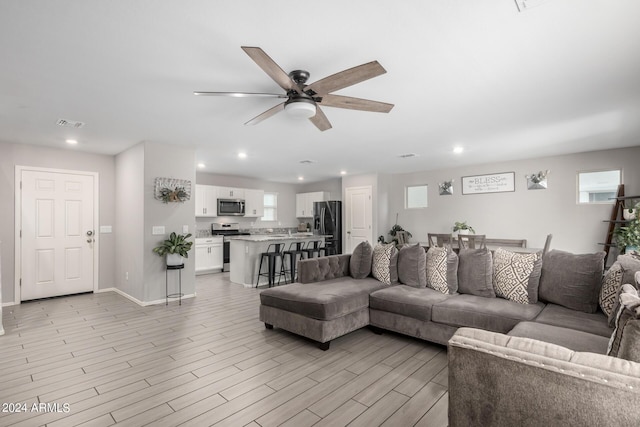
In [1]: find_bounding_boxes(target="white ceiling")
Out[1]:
[2,0,639,183]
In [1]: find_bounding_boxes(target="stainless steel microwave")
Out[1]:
[217,198,245,216]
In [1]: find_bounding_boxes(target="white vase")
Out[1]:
[623,209,637,221]
[166,253,184,266]
[458,229,470,235]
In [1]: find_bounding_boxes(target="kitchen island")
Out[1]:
[229,234,325,287]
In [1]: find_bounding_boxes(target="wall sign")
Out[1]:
[462,172,515,195]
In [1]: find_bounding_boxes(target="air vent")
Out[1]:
[398,153,418,159]
[299,160,315,164]
[56,119,85,128]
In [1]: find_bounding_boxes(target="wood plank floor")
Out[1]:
[0,273,448,426]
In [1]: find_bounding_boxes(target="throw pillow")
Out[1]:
[492,248,542,304]
[600,262,625,317]
[397,244,427,288]
[426,246,459,294]
[607,284,640,363]
[538,250,605,313]
[457,248,494,298]
[617,254,640,289]
[349,241,373,279]
[372,243,399,285]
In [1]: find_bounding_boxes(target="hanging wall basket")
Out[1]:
[154,177,191,203]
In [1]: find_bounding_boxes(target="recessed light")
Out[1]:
[65,139,78,145]
[197,163,205,168]
[298,176,304,181]
[238,152,247,159]
[340,170,347,175]
[453,146,464,154]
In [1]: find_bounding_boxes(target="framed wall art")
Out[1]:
[461,172,515,195]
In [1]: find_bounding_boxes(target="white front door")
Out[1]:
[20,169,96,301]
[345,186,373,253]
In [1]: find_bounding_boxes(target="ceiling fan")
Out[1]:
[194,46,394,131]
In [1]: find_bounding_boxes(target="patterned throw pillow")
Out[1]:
[600,262,625,317]
[426,246,458,294]
[372,243,398,285]
[607,284,640,362]
[493,248,542,304]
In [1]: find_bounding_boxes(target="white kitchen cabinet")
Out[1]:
[217,187,244,199]
[195,185,218,217]
[195,237,223,274]
[296,191,330,218]
[244,189,264,218]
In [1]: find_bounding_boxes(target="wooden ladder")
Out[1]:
[603,184,625,266]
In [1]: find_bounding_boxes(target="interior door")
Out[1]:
[20,170,95,301]
[345,186,373,253]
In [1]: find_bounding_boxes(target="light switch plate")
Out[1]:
[99,225,112,233]
[152,226,165,235]
[182,225,189,234]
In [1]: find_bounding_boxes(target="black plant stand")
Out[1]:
[166,264,184,305]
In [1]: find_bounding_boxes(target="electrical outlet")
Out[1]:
[182,225,189,234]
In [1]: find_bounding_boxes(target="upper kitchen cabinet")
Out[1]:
[244,189,265,218]
[195,184,218,217]
[296,191,330,218]
[217,187,245,199]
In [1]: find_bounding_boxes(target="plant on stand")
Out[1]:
[453,221,475,235]
[615,218,640,254]
[153,232,193,266]
[379,213,412,246]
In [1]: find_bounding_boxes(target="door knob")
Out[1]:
[86,230,93,236]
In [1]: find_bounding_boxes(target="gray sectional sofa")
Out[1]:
[259,245,640,424]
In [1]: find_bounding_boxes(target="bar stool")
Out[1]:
[303,240,323,259]
[256,243,286,288]
[283,241,307,283]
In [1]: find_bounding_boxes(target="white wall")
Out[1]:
[115,143,145,301]
[387,146,640,253]
[0,142,116,304]
[143,142,196,302]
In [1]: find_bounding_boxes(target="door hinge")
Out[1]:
[20,181,22,190]
[20,278,22,287]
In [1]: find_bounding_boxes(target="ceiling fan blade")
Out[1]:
[305,61,387,96]
[241,46,300,93]
[244,102,285,126]
[194,91,286,98]
[309,106,332,131]
[319,94,394,113]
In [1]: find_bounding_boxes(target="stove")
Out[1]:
[211,223,250,269]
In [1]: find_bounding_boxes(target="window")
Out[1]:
[577,170,621,204]
[262,192,278,221]
[406,184,428,209]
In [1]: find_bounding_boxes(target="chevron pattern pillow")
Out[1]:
[493,248,542,304]
[372,243,398,285]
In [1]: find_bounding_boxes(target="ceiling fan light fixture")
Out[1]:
[284,98,316,119]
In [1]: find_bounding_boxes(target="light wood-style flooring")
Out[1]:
[0,273,448,426]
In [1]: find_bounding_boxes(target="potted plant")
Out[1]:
[615,219,640,253]
[453,221,475,235]
[153,232,193,266]
[622,202,640,221]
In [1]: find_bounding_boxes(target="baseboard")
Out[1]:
[96,288,196,306]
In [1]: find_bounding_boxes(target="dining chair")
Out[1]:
[484,238,527,248]
[458,234,487,249]
[428,233,454,248]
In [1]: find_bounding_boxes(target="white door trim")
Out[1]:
[14,165,100,304]
[344,185,373,253]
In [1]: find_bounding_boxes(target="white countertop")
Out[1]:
[228,233,328,243]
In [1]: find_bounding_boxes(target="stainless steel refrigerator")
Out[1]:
[313,201,342,255]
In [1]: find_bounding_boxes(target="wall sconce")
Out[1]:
[525,170,550,190]
[439,179,454,195]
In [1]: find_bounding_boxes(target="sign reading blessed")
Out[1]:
[462,172,515,195]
